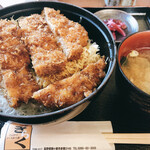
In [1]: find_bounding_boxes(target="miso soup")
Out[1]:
[121,48,150,95]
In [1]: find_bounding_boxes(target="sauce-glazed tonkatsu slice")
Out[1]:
[0,19,39,107]
[32,57,106,109]
[42,7,89,60]
[19,14,67,77]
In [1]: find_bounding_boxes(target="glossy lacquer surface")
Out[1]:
[0,1,116,124]
[116,31,150,114]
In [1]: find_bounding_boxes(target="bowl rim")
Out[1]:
[0,1,117,122]
[95,8,132,15]
[117,30,150,98]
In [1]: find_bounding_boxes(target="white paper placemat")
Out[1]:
[0,121,115,150]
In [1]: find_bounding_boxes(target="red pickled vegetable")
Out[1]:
[121,23,127,30]
[112,31,116,40]
[103,18,127,40]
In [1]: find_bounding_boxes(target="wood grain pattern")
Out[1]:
[59,0,150,7]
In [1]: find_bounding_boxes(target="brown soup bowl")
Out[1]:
[116,31,150,114]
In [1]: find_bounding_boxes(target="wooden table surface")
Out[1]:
[59,0,150,7]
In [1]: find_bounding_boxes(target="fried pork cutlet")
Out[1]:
[19,14,67,77]
[32,57,106,109]
[42,7,89,60]
[0,19,39,107]
[0,20,30,70]
[2,67,39,107]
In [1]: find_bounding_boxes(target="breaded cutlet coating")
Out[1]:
[32,57,106,109]
[2,67,39,107]
[19,14,67,77]
[0,19,30,70]
[0,19,39,107]
[43,7,89,60]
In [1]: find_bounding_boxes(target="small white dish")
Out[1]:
[94,9,139,43]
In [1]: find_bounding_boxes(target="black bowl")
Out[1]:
[116,31,150,114]
[0,1,116,124]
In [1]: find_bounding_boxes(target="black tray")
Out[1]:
[72,7,150,150]
[0,7,150,150]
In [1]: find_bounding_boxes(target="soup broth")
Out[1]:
[121,48,150,95]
